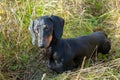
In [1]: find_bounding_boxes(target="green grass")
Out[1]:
[0,0,120,80]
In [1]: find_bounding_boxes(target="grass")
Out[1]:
[0,0,120,80]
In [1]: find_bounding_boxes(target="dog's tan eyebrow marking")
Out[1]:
[43,24,47,28]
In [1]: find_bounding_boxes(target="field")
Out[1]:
[0,0,120,80]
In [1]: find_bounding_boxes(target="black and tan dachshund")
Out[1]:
[28,15,111,73]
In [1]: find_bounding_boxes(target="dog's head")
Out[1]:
[28,15,64,48]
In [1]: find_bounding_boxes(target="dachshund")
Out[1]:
[28,15,111,73]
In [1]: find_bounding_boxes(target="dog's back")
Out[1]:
[64,31,111,58]
[63,31,111,67]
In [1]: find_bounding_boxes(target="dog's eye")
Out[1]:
[45,27,48,31]
[43,26,48,31]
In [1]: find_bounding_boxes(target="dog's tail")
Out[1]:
[100,39,111,54]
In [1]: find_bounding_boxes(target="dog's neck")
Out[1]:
[43,47,52,59]
[50,38,58,47]
[44,31,62,59]
[43,38,59,59]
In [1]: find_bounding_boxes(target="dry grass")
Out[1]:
[0,0,120,80]
[67,58,120,80]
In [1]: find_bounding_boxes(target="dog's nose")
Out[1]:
[38,44,45,48]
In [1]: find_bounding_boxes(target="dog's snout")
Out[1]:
[38,39,45,48]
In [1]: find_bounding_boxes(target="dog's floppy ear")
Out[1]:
[28,20,36,45]
[50,15,64,40]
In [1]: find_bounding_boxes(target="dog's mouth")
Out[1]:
[38,43,50,49]
[38,39,50,48]
[38,35,53,48]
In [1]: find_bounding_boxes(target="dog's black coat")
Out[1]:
[47,32,111,73]
[29,15,111,73]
